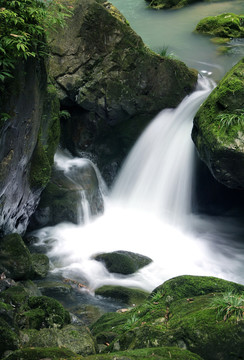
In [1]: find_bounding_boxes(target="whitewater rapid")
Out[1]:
[33,76,244,293]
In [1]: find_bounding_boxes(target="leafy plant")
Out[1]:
[211,291,244,321]
[157,45,176,59]
[217,109,244,130]
[0,0,73,82]
[151,290,163,302]
[123,313,139,331]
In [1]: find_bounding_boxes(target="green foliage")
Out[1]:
[211,291,244,321]
[0,0,72,82]
[158,45,176,59]
[123,313,139,331]
[217,109,244,130]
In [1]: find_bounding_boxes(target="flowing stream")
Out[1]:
[32,0,244,300]
[34,76,244,294]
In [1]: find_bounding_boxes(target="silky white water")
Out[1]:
[34,76,244,293]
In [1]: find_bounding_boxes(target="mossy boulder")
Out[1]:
[2,347,83,360]
[31,253,49,279]
[192,58,244,189]
[95,285,149,306]
[91,275,244,360]
[0,318,19,358]
[84,346,203,359]
[19,325,96,356]
[18,295,71,330]
[49,0,197,183]
[146,0,200,10]
[0,233,33,280]
[94,251,152,275]
[195,13,244,39]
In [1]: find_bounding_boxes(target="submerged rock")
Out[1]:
[94,250,152,275]
[91,275,244,360]
[49,0,197,183]
[192,58,244,189]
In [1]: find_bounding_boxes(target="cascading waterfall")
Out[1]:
[112,76,215,226]
[34,76,244,294]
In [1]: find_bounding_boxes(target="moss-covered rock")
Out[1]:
[192,58,244,189]
[49,0,197,183]
[19,325,96,356]
[31,253,49,279]
[94,251,152,275]
[0,233,33,280]
[95,286,149,306]
[151,274,244,304]
[20,295,71,329]
[29,159,104,229]
[146,0,200,10]
[90,275,244,360]
[195,13,244,39]
[0,318,19,358]
[84,346,203,359]
[2,347,83,360]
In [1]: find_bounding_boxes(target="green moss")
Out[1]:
[31,253,49,279]
[0,285,30,307]
[91,276,244,359]
[41,84,61,165]
[195,13,244,38]
[94,251,152,275]
[0,233,33,280]
[2,347,83,360]
[192,58,244,189]
[95,286,149,306]
[151,275,244,305]
[29,137,51,190]
[0,322,18,357]
[84,346,203,359]
[24,296,70,329]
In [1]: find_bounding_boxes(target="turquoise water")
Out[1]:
[110,0,244,80]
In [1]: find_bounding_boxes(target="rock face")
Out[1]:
[49,0,197,182]
[195,13,244,38]
[192,58,244,189]
[29,156,104,229]
[146,0,200,10]
[0,58,60,235]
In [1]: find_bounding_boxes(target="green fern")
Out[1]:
[217,109,244,130]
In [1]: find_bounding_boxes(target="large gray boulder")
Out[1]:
[49,0,197,183]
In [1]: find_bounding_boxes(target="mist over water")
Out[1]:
[34,76,244,293]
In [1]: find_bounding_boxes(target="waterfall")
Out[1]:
[33,76,244,293]
[112,76,215,226]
